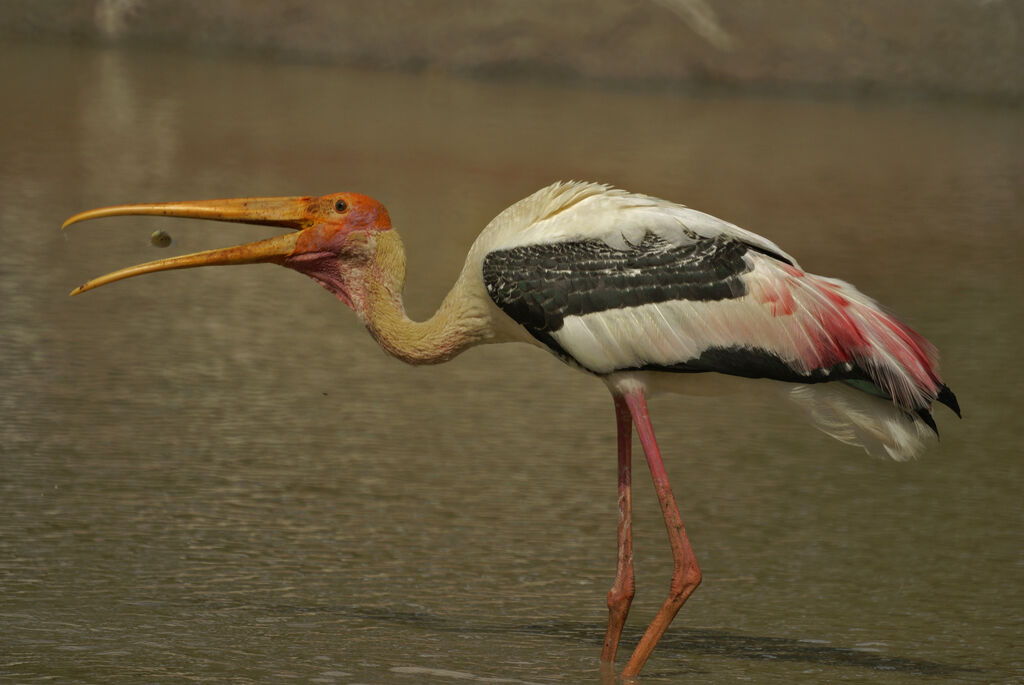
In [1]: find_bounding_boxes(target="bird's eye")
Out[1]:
[334,199,348,213]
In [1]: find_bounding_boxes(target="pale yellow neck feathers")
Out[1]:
[362,230,485,365]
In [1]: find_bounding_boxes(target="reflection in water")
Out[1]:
[1,38,1021,684]
[78,49,181,200]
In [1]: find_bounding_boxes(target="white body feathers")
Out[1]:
[451,182,953,460]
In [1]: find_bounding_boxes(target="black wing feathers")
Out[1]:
[482,234,755,336]
[483,233,874,387]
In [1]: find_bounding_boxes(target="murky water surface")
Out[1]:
[1,39,1021,683]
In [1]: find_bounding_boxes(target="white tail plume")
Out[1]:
[788,383,935,461]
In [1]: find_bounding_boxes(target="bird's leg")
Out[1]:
[621,388,701,677]
[601,392,636,663]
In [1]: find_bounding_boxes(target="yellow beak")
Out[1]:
[63,196,321,295]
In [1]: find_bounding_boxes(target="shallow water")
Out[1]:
[1,38,1021,683]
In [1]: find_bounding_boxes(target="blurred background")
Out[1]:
[1,2,1021,684]
[4,0,1022,100]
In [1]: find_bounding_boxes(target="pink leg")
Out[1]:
[620,387,702,677]
[601,392,636,663]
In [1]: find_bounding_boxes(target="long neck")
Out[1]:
[359,231,491,365]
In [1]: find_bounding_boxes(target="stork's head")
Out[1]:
[63,193,398,310]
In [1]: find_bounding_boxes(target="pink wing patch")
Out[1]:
[748,257,942,410]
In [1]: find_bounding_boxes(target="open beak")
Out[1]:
[63,196,321,295]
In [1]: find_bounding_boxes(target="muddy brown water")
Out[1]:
[1,38,1021,683]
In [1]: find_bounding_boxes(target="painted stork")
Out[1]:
[64,182,959,677]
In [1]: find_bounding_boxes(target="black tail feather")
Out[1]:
[937,384,961,418]
[915,408,940,437]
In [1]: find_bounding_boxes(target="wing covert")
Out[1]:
[482,233,757,366]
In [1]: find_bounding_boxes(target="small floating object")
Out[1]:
[150,230,173,248]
